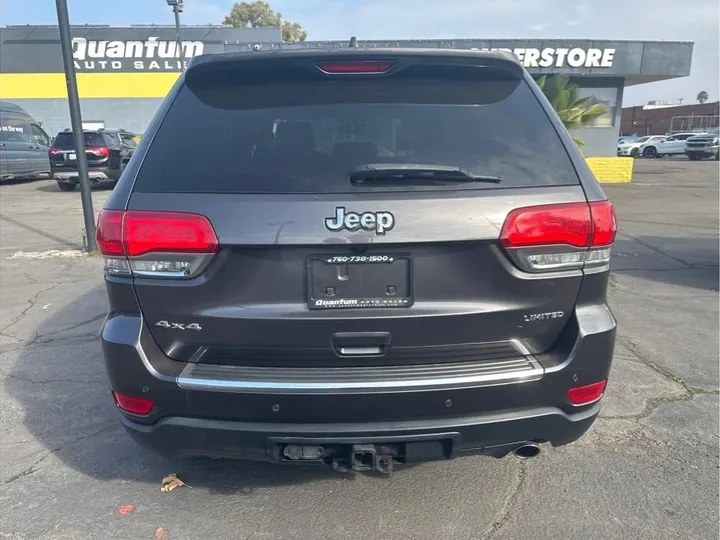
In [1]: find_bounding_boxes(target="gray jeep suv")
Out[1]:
[97,48,617,473]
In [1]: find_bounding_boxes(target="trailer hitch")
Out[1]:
[332,444,395,474]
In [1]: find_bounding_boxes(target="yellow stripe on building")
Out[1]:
[0,73,180,99]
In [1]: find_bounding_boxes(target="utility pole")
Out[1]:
[55,0,96,252]
[167,0,185,70]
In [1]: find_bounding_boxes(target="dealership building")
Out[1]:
[0,25,694,157]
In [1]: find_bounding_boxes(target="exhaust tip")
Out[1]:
[513,443,541,459]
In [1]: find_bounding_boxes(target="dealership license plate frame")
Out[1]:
[306,253,413,310]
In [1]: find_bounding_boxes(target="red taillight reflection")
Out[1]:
[96,210,125,256]
[500,203,592,248]
[500,201,617,249]
[96,210,218,257]
[113,392,154,415]
[589,201,617,246]
[317,61,394,73]
[567,380,607,405]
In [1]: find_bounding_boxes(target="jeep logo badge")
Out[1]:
[324,207,395,235]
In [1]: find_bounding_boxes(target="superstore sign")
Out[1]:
[70,37,616,71]
[480,47,616,68]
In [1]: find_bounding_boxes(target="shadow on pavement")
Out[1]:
[612,235,719,291]
[6,285,350,493]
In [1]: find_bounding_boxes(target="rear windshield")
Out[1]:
[135,65,579,194]
[52,132,105,148]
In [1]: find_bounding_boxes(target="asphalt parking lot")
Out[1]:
[0,158,718,540]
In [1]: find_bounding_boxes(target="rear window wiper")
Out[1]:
[349,164,502,185]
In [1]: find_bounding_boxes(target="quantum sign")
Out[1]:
[72,37,205,71]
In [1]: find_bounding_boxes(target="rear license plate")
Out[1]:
[307,254,412,309]
[67,152,76,160]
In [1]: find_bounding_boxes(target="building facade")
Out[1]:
[621,101,719,136]
[0,26,694,156]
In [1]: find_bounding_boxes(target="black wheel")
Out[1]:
[630,148,640,157]
[688,154,702,161]
[643,146,657,158]
[57,182,76,192]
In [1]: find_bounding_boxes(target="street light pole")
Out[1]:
[167,0,185,71]
[54,0,96,252]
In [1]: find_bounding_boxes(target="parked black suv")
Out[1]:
[50,128,136,191]
[97,49,617,472]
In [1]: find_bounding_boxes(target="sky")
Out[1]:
[1,0,718,106]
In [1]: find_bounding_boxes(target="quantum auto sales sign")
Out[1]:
[480,47,616,68]
[72,37,204,71]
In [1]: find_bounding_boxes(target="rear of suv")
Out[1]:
[50,128,136,191]
[97,49,617,472]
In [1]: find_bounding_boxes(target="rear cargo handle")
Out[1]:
[332,332,391,357]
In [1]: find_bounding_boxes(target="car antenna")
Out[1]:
[349,36,358,48]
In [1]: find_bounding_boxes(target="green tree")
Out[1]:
[536,74,608,149]
[697,90,709,104]
[223,1,307,42]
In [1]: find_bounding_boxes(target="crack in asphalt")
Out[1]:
[619,234,696,269]
[2,450,58,485]
[0,282,62,336]
[602,336,720,423]
[2,422,118,486]
[0,332,99,354]
[482,459,527,539]
[3,372,106,386]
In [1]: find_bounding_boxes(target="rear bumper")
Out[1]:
[121,403,600,461]
[685,146,719,157]
[101,291,616,463]
[53,167,119,183]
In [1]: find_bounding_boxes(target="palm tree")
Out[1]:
[536,74,608,149]
[697,90,709,104]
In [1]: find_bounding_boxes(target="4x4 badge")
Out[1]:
[324,207,395,235]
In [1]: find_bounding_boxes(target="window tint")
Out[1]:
[30,125,51,147]
[52,132,106,148]
[135,76,579,194]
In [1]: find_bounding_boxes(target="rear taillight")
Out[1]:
[87,146,110,157]
[316,61,394,74]
[500,201,617,272]
[113,392,154,415]
[49,147,63,156]
[567,380,607,405]
[96,210,218,278]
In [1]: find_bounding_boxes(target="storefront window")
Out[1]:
[576,87,618,127]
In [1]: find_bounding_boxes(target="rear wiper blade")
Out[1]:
[349,163,502,185]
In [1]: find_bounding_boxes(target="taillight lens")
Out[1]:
[501,203,591,248]
[48,147,63,156]
[499,201,617,272]
[316,61,394,73]
[87,146,110,157]
[113,392,154,415]
[567,380,607,405]
[96,210,218,278]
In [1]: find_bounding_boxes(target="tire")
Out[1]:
[57,182,77,192]
[643,146,657,158]
[630,148,640,158]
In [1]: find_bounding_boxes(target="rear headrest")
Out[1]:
[275,121,315,153]
[331,141,378,164]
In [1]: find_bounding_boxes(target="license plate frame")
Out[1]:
[306,253,413,310]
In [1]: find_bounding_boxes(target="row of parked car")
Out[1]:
[0,100,138,191]
[617,129,720,160]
